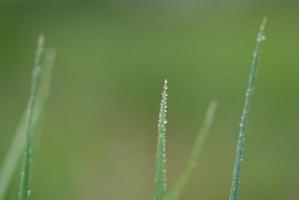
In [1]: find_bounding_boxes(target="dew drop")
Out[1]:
[257,34,266,42]
[27,190,31,197]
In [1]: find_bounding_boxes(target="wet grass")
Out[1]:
[0,18,266,200]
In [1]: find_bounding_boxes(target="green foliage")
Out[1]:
[166,101,218,200]
[0,36,55,200]
[17,35,44,200]
[154,79,168,200]
[0,40,55,200]
[229,18,267,200]
[154,78,218,200]
[0,17,266,200]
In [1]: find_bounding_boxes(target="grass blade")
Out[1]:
[0,36,56,200]
[0,114,27,200]
[16,35,54,200]
[0,46,55,200]
[229,17,267,200]
[166,101,218,200]
[154,79,168,200]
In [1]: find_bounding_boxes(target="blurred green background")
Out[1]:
[0,0,299,199]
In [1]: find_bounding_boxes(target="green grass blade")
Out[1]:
[166,101,218,200]
[16,35,53,200]
[0,36,55,200]
[0,46,55,200]
[154,79,168,200]
[229,18,267,200]
[0,115,27,200]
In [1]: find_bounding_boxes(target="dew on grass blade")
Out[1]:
[154,79,168,200]
[229,17,267,200]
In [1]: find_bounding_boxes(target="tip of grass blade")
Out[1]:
[204,101,218,126]
[262,17,267,27]
[38,34,45,44]
[154,79,168,200]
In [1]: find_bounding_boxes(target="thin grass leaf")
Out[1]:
[229,17,267,200]
[166,101,218,200]
[0,47,55,200]
[154,79,168,200]
[0,37,55,200]
[0,114,27,200]
[16,34,51,200]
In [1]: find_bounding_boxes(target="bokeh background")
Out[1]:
[0,0,299,199]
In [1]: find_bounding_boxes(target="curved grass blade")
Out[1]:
[229,17,267,200]
[166,101,218,200]
[154,79,168,200]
